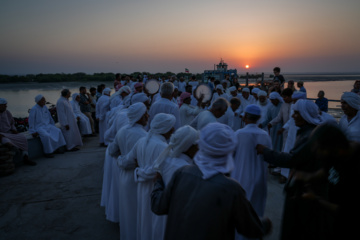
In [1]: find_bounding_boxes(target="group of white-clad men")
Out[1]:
[97,75,360,240]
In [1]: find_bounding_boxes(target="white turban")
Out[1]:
[216,85,224,91]
[110,85,131,100]
[131,93,149,105]
[341,92,360,110]
[35,94,44,103]
[245,104,261,116]
[71,93,80,101]
[0,98,7,104]
[228,86,237,92]
[293,99,322,125]
[149,113,176,135]
[269,91,284,102]
[153,125,198,170]
[194,122,237,179]
[292,91,306,100]
[102,88,111,95]
[242,87,250,93]
[127,102,147,127]
[258,90,267,97]
[251,88,260,94]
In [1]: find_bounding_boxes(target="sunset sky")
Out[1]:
[1,0,360,75]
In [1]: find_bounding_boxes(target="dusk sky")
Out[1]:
[1,0,360,75]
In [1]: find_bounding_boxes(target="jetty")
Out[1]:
[1,136,285,240]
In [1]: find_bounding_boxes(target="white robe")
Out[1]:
[179,104,203,126]
[211,92,228,104]
[177,81,186,92]
[339,110,360,143]
[228,107,244,131]
[110,95,124,109]
[28,104,66,154]
[190,110,217,130]
[125,134,168,240]
[239,94,256,109]
[96,95,110,144]
[70,100,92,135]
[108,123,147,240]
[56,96,83,150]
[104,108,128,144]
[257,100,270,130]
[148,98,181,130]
[232,124,272,219]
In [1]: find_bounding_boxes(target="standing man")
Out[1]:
[29,95,66,158]
[96,88,111,147]
[56,89,83,151]
[89,87,98,133]
[79,86,95,135]
[0,98,34,165]
[231,105,272,240]
[151,122,272,240]
[273,67,285,87]
[339,92,360,142]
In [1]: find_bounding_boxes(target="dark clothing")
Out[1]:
[263,124,328,240]
[315,97,328,112]
[79,93,91,113]
[151,165,269,240]
[273,74,285,85]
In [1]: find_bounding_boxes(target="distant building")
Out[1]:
[202,59,238,83]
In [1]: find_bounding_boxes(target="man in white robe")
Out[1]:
[107,102,148,240]
[96,87,111,146]
[28,95,66,158]
[256,90,270,130]
[179,92,203,126]
[231,105,272,240]
[70,93,92,136]
[211,85,228,104]
[148,82,181,129]
[0,98,35,165]
[339,92,360,142]
[190,97,228,130]
[239,88,256,109]
[109,85,131,109]
[153,125,198,185]
[124,113,176,240]
[56,89,83,151]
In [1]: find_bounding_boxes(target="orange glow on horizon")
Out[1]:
[245,65,250,69]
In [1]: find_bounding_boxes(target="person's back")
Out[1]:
[152,165,267,240]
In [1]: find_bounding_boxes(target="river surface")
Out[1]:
[0,79,356,117]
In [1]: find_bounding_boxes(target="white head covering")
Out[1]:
[110,85,131,100]
[293,99,322,125]
[0,98,7,104]
[194,122,237,179]
[102,88,111,95]
[216,85,224,91]
[228,86,237,92]
[341,92,360,110]
[292,91,307,100]
[269,91,284,102]
[153,125,198,170]
[149,113,176,135]
[257,90,267,97]
[35,94,44,103]
[251,88,260,94]
[71,93,80,101]
[131,93,149,105]
[127,102,147,127]
[245,104,261,116]
[242,87,250,93]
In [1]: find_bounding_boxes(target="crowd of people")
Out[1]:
[1,70,359,239]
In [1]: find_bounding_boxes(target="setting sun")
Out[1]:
[245,65,250,69]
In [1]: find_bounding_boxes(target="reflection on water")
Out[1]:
[0,80,355,117]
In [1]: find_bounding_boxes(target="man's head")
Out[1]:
[269,91,283,106]
[241,88,250,100]
[35,95,46,107]
[244,104,261,124]
[230,97,241,112]
[102,88,111,96]
[90,87,96,96]
[216,85,224,95]
[61,89,71,99]
[160,82,174,99]
[228,86,238,97]
[179,77,184,82]
[292,99,322,127]
[317,90,325,98]
[258,91,268,105]
[0,98,7,113]
[150,113,176,140]
[292,91,306,104]
[273,67,281,76]
[72,93,80,102]
[179,92,192,106]
[281,88,293,103]
[115,73,121,80]
[128,102,148,127]
[185,84,192,94]
[134,82,143,93]
[210,98,228,118]
[341,92,360,117]
[287,80,294,88]
[79,86,86,94]
[297,81,304,88]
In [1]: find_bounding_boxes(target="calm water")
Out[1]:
[0,79,357,117]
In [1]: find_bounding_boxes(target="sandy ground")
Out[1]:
[0,136,284,240]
